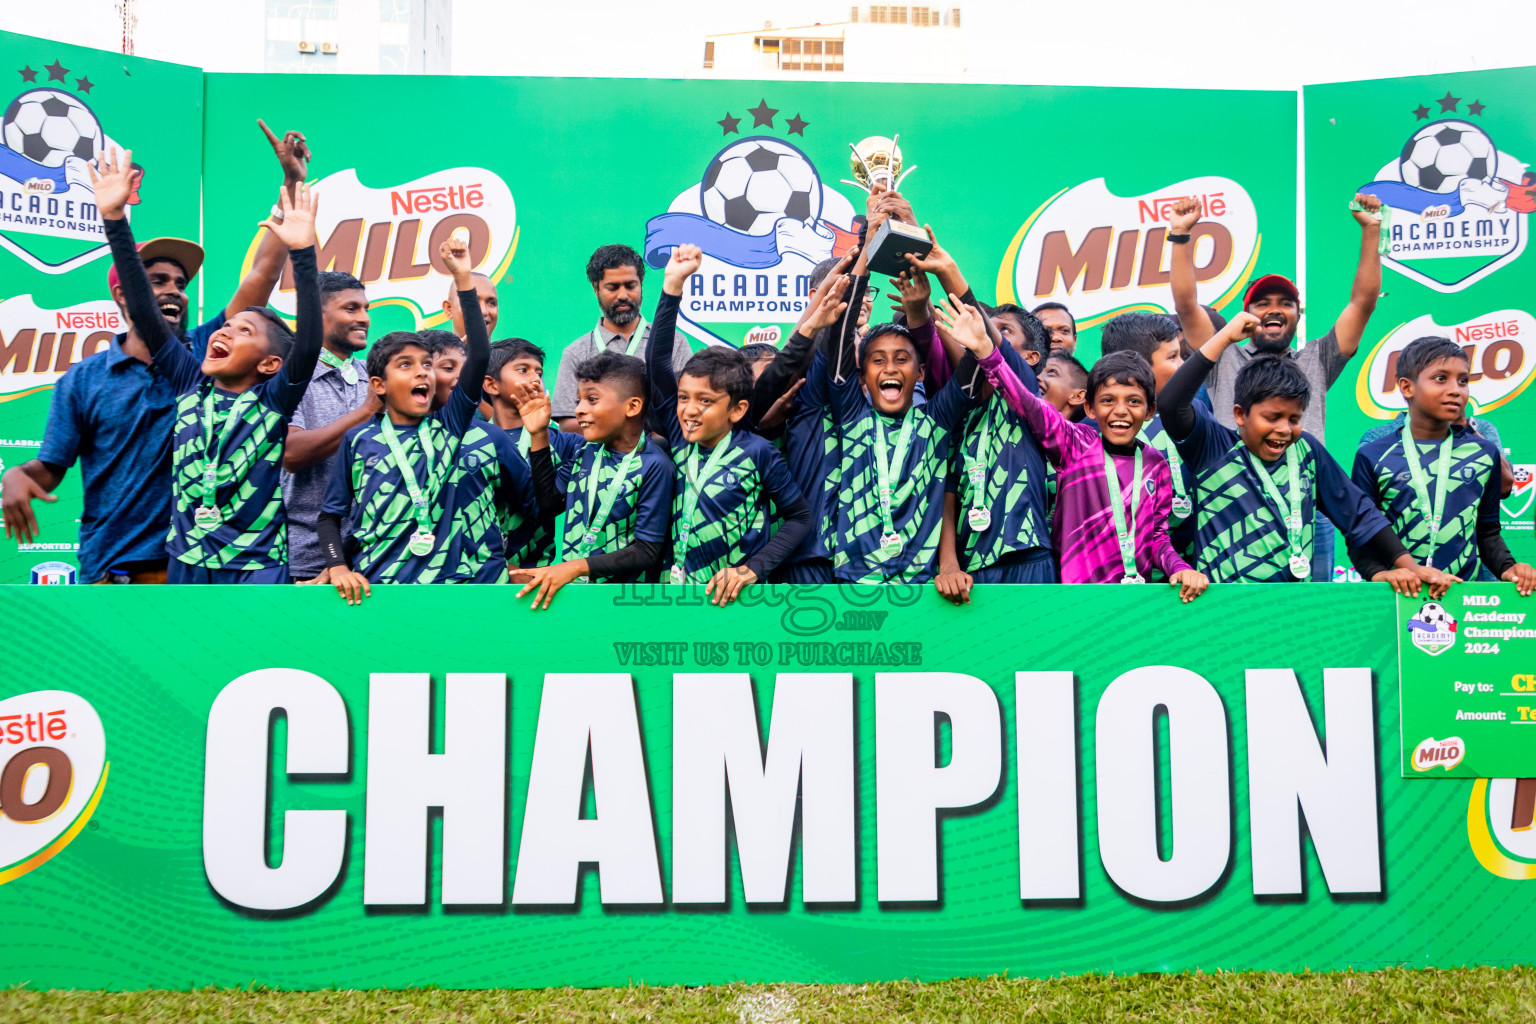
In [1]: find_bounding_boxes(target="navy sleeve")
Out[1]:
[494,431,538,521]
[832,274,870,386]
[1477,441,1517,577]
[1195,383,1213,411]
[749,326,822,428]
[1350,445,1383,510]
[1168,396,1235,475]
[632,448,675,544]
[647,290,684,449]
[320,429,358,518]
[1162,350,1214,444]
[743,443,810,579]
[104,216,201,392]
[1309,436,1392,548]
[260,244,322,418]
[438,285,491,432]
[36,364,84,470]
[923,352,983,432]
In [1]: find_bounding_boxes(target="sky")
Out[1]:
[2,0,1534,90]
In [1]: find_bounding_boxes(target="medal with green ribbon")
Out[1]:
[380,417,442,558]
[572,439,645,565]
[671,433,733,584]
[318,348,358,385]
[1401,422,1454,570]
[1104,448,1145,584]
[192,389,257,530]
[872,411,916,561]
[963,405,994,533]
[1146,427,1192,522]
[1349,198,1391,256]
[1246,445,1309,580]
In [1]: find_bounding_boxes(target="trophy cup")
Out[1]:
[842,134,933,277]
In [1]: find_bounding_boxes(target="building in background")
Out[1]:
[702,5,963,80]
[263,0,451,74]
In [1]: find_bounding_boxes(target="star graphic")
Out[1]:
[748,98,778,128]
[1436,91,1460,113]
[18,65,36,83]
[717,112,741,135]
[1467,99,1485,116]
[75,75,94,94]
[786,113,808,135]
[1412,103,1430,120]
[44,58,68,82]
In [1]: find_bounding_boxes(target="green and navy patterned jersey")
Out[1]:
[501,424,584,568]
[661,429,806,582]
[825,359,979,584]
[781,350,840,564]
[560,438,675,583]
[444,420,537,583]
[155,332,315,573]
[321,388,486,583]
[1171,403,1389,583]
[949,340,1050,572]
[1353,424,1501,580]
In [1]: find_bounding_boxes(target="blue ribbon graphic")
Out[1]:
[644,212,783,270]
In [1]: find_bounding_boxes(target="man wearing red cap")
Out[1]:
[1,121,309,584]
[1167,191,1385,579]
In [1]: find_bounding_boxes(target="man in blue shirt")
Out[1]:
[0,120,310,582]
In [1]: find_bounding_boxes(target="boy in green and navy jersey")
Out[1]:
[1161,310,1455,596]
[1351,335,1536,593]
[316,235,496,602]
[644,244,812,603]
[823,200,985,584]
[483,338,584,569]
[515,353,676,608]
[97,151,324,584]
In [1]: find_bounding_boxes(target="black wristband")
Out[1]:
[1167,233,1192,245]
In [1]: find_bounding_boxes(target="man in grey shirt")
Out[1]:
[1168,192,1385,579]
[553,243,692,432]
[281,271,379,582]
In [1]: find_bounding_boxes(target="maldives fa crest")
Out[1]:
[0,57,137,274]
[1360,93,1534,292]
[643,101,859,348]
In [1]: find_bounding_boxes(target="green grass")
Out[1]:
[2,968,1535,1023]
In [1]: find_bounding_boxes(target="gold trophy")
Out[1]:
[842,134,932,276]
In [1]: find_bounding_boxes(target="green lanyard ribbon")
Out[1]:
[872,411,917,558]
[963,403,994,531]
[1104,447,1144,583]
[196,389,257,503]
[594,319,650,358]
[672,433,734,581]
[318,348,359,385]
[1246,445,1309,579]
[1145,427,1192,522]
[573,439,645,560]
[1349,198,1391,255]
[379,417,441,539]
[1401,422,1454,570]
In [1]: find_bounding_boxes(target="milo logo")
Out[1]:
[0,690,107,885]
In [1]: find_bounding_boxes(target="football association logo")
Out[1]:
[0,57,138,275]
[1359,96,1534,292]
[643,102,859,348]
[1406,600,1459,656]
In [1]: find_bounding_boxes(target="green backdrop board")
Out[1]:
[0,31,204,586]
[1305,68,1536,571]
[3,584,1536,990]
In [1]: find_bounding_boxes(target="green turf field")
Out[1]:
[2,968,1533,1023]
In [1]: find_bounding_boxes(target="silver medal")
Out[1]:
[1121,573,1146,584]
[1288,553,1310,580]
[879,532,904,559]
[194,505,221,528]
[408,529,436,557]
[967,507,991,532]
[669,564,686,585]
[1171,495,1193,518]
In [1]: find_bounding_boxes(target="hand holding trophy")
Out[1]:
[842,134,933,277]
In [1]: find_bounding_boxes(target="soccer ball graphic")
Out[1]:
[1399,120,1497,194]
[1,89,103,168]
[1416,601,1453,630]
[700,138,822,236]
[1515,466,1533,486]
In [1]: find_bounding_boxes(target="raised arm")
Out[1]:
[650,244,701,445]
[1161,311,1259,442]
[92,149,175,360]
[226,119,313,316]
[438,233,490,432]
[1332,193,1384,358]
[1168,197,1215,349]
[749,260,852,427]
[259,183,324,413]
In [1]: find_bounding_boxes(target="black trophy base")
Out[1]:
[866,218,934,277]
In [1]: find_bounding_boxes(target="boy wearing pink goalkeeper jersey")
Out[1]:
[934,296,1209,600]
